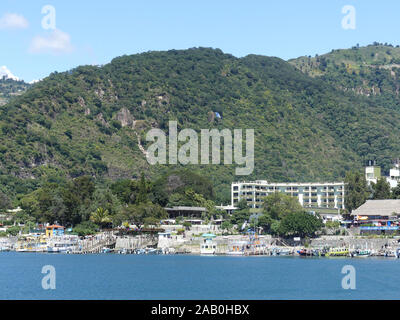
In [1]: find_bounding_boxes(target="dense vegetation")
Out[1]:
[1,45,400,206]
[227,194,323,238]
[290,43,400,172]
[344,170,400,213]
[0,78,30,105]
[14,169,220,230]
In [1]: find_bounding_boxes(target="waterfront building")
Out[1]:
[164,206,206,219]
[200,233,217,255]
[351,199,400,233]
[231,180,345,212]
[351,199,400,224]
[45,225,65,238]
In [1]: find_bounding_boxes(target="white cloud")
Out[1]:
[29,29,73,54]
[0,66,19,81]
[0,13,29,30]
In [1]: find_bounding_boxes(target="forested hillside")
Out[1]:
[2,46,400,204]
[290,43,400,110]
[0,78,30,105]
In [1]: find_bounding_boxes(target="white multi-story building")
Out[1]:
[365,165,381,185]
[231,180,345,211]
[365,160,400,188]
[387,162,400,188]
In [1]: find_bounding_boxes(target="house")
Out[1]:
[215,205,237,215]
[45,225,65,237]
[351,200,400,233]
[164,206,206,219]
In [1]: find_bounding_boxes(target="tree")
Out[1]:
[344,171,370,212]
[143,216,160,228]
[62,176,95,225]
[221,221,233,233]
[262,192,304,220]
[392,184,400,199]
[0,191,11,210]
[257,214,273,233]
[7,226,20,236]
[122,202,167,225]
[270,220,281,236]
[279,212,323,238]
[90,207,112,229]
[183,221,192,230]
[372,177,391,199]
[136,173,148,204]
[73,221,99,236]
[230,204,250,227]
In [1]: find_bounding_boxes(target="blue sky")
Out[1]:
[0,0,399,82]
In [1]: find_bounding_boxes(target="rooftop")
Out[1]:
[232,180,345,186]
[165,206,206,212]
[46,225,65,229]
[351,200,400,216]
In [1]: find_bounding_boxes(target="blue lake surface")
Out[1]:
[1,252,400,300]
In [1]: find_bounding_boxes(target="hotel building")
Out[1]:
[231,180,345,211]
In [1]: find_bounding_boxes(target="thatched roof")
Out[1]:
[351,200,400,216]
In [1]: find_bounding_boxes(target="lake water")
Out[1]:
[1,252,400,300]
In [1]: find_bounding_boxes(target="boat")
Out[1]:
[102,247,112,253]
[297,249,313,256]
[278,248,292,256]
[146,248,162,255]
[325,248,349,257]
[200,233,217,255]
[134,248,146,254]
[47,235,79,253]
[271,247,292,256]
[382,248,400,258]
[16,240,47,252]
[118,248,128,254]
[351,249,371,257]
[0,239,12,252]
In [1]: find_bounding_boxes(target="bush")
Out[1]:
[279,212,323,238]
[183,221,192,230]
[6,226,20,236]
[73,221,99,236]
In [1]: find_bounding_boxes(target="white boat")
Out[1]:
[227,250,245,256]
[47,235,79,253]
[102,247,112,253]
[272,247,292,256]
[146,248,162,255]
[0,240,12,252]
[15,240,47,252]
[135,248,146,254]
[351,249,371,257]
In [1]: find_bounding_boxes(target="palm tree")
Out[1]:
[90,207,112,229]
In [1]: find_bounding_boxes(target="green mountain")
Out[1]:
[0,78,30,106]
[289,42,400,109]
[2,46,400,203]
